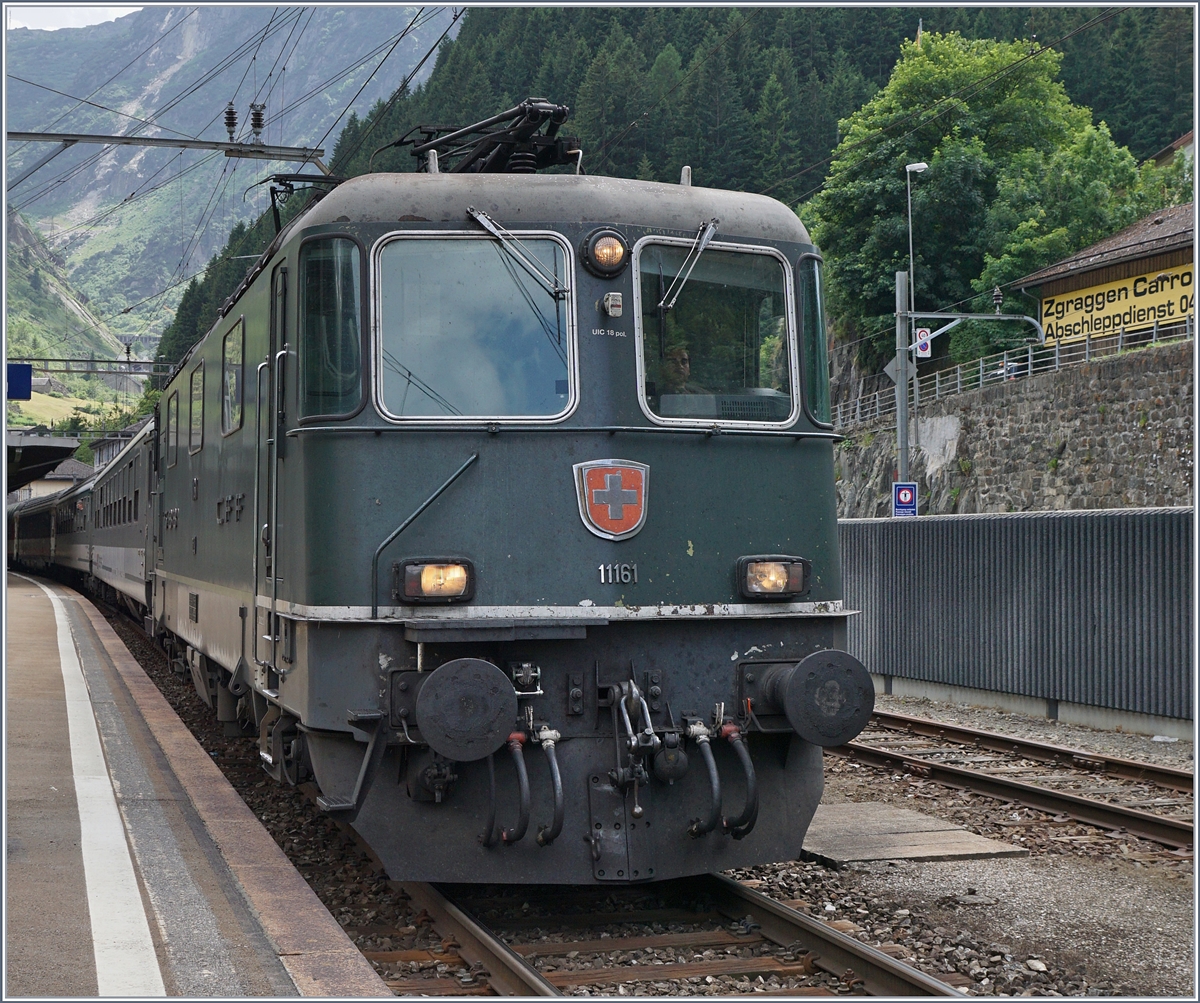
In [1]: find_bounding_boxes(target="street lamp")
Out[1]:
[905,162,928,316]
[895,162,927,488]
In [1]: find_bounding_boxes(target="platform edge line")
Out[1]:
[23,575,167,998]
[71,588,392,998]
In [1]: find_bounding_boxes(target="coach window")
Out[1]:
[797,254,832,425]
[189,363,204,454]
[300,237,361,417]
[222,319,244,434]
[377,235,572,419]
[166,391,179,466]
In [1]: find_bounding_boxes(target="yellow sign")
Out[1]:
[1041,263,1194,343]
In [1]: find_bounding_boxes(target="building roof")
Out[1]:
[1015,202,1194,289]
[44,458,95,481]
[1151,130,1194,166]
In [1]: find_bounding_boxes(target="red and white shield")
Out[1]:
[573,459,649,541]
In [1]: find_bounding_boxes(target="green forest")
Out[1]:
[155,5,1194,377]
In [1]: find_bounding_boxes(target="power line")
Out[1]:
[8,9,307,211]
[264,7,448,133]
[13,6,460,355]
[6,76,199,139]
[7,8,199,159]
[332,7,466,170]
[307,7,429,170]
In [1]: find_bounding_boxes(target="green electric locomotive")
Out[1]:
[31,101,876,883]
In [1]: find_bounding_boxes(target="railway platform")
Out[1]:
[5,572,390,997]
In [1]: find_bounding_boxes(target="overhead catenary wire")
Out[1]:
[304,7,429,172]
[331,7,466,171]
[251,11,318,147]
[14,8,466,358]
[11,8,318,233]
[10,6,304,211]
[6,76,200,140]
[262,9,446,131]
[6,7,199,160]
[8,8,307,211]
[31,9,458,347]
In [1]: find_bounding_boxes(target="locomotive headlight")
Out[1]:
[397,559,475,602]
[581,228,629,277]
[737,555,810,599]
[593,236,625,269]
[747,562,790,593]
[417,564,468,597]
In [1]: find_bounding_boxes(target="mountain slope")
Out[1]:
[6,209,125,360]
[5,6,457,347]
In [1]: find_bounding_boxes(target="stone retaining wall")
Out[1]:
[834,340,1193,518]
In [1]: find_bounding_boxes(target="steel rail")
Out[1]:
[829,742,1193,848]
[869,710,1194,792]
[699,873,962,996]
[440,876,958,997]
[297,786,556,995]
[296,782,954,996]
[403,882,560,996]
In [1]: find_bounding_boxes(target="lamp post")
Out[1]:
[905,162,928,317]
[897,162,928,483]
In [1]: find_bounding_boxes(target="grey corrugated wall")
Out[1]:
[839,509,1193,720]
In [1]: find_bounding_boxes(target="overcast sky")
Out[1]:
[6,6,142,31]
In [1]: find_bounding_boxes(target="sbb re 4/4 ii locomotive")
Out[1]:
[12,100,874,883]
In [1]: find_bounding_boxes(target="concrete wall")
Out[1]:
[834,340,1193,518]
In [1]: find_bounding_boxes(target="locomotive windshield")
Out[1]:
[377,236,571,419]
[637,244,794,423]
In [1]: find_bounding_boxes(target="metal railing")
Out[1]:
[9,356,169,376]
[834,315,1194,430]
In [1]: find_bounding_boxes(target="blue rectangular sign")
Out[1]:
[7,363,33,401]
[892,481,918,518]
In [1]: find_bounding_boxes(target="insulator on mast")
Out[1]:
[250,103,266,144]
[224,102,238,142]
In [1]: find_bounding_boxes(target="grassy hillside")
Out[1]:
[6,209,126,360]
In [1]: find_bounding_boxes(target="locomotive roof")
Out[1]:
[297,172,814,246]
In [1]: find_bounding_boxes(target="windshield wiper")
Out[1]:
[658,217,719,312]
[466,206,568,299]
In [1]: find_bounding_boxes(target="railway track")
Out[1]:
[832,712,1193,849]
[306,795,962,997]
[371,876,964,997]
[869,711,1192,792]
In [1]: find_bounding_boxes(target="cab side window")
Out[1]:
[797,254,832,425]
[166,391,179,466]
[222,319,244,434]
[189,363,204,454]
[300,238,362,418]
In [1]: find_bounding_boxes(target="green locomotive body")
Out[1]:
[13,167,873,883]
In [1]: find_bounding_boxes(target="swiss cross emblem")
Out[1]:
[573,459,649,541]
